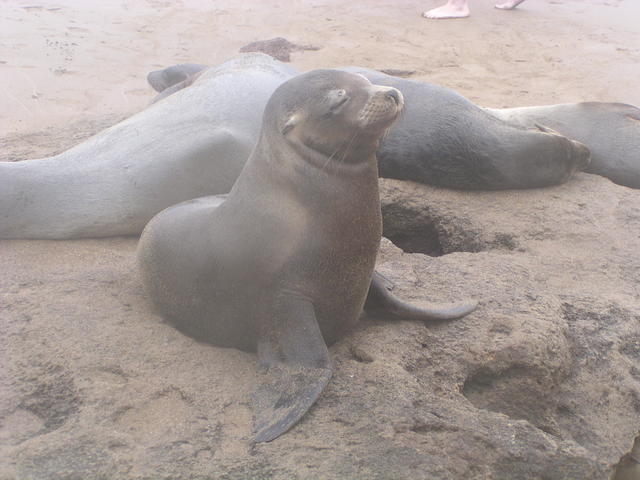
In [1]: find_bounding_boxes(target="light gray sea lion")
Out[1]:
[485,102,640,189]
[0,54,295,239]
[137,70,477,442]
[6,55,634,241]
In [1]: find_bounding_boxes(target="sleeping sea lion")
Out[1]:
[0,54,295,239]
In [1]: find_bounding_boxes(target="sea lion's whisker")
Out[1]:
[321,145,343,171]
[338,131,360,165]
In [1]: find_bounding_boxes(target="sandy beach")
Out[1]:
[1,1,640,479]
[1,0,639,149]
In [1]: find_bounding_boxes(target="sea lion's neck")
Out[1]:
[261,131,380,177]
[230,131,381,213]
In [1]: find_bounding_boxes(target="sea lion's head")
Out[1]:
[263,69,404,162]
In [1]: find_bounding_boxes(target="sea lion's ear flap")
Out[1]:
[281,113,299,136]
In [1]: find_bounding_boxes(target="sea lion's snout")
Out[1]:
[358,85,404,129]
[369,85,404,109]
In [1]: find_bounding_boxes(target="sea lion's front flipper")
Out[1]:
[364,271,477,321]
[253,294,332,443]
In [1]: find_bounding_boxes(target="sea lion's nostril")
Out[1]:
[386,89,401,105]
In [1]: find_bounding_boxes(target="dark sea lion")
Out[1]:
[0,54,295,239]
[341,67,592,190]
[485,102,640,189]
[151,63,595,190]
[154,64,638,190]
[137,70,477,442]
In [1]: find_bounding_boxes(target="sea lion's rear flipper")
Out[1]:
[364,271,477,321]
[253,295,332,443]
[146,63,208,92]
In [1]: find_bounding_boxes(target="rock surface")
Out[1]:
[239,37,321,62]
[2,0,640,477]
[2,173,639,479]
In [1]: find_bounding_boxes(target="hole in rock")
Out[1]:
[612,435,640,480]
[382,200,521,256]
[18,365,80,433]
[381,203,447,256]
[381,203,499,256]
[383,222,444,256]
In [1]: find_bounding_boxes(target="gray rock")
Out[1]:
[1,173,639,479]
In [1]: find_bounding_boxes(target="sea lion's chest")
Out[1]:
[271,177,381,341]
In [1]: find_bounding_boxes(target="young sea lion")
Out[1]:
[137,70,477,442]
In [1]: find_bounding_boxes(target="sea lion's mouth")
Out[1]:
[357,86,404,131]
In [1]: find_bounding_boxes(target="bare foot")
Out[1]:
[422,1,470,19]
[495,0,526,10]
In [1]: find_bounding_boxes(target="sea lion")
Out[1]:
[154,63,639,190]
[6,55,633,241]
[137,70,477,442]
[0,54,295,239]
[340,67,592,190]
[484,102,640,189]
[150,62,594,190]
